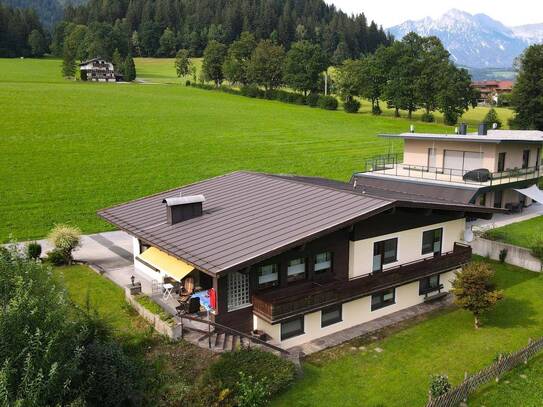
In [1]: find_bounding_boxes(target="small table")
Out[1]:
[163,283,174,301]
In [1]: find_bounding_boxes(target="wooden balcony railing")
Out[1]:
[253,242,471,322]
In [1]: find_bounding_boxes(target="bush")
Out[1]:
[237,371,269,407]
[443,110,459,126]
[499,248,508,263]
[47,224,81,265]
[318,95,338,110]
[294,94,306,105]
[46,248,67,265]
[193,349,296,406]
[185,80,191,86]
[240,85,264,98]
[306,92,320,107]
[26,242,42,260]
[429,374,451,399]
[483,107,502,129]
[343,98,360,113]
[421,112,435,122]
[371,104,382,115]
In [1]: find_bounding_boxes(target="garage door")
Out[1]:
[443,150,464,176]
[463,152,484,171]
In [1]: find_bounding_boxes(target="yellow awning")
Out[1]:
[138,247,194,281]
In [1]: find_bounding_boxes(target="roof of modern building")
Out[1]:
[98,171,499,276]
[380,130,543,144]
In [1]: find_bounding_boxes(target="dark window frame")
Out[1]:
[497,152,506,173]
[256,263,279,289]
[314,251,333,274]
[522,149,530,169]
[373,238,398,272]
[494,190,503,209]
[321,304,343,327]
[371,288,396,311]
[280,316,305,340]
[419,274,441,295]
[287,257,307,283]
[421,228,443,256]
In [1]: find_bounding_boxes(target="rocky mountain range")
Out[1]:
[389,9,543,68]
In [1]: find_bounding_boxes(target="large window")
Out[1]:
[287,258,306,282]
[257,264,279,288]
[419,275,441,295]
[422,228,443,256]
[227,271,251,311]
[371,288,396,311]
[321,304,342,327]
[281,316,304,340]
[314,252,332,274]
[373,238,398,272]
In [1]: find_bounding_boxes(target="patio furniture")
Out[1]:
[179,277,195,303]
[163,283,174,301]
[163,276,182,294]
[176,296,200,314]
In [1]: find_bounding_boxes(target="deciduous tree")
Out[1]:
[175,48,192,78]
[247,39,285,92]
[451,262,504,329]
[223,31,256,85]
[202,40,228,86]
[283,40,328,95]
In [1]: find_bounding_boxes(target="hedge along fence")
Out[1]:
[426,336,543,407]
[187,81,338,111]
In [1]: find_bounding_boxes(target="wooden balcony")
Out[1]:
[252,242,471,323]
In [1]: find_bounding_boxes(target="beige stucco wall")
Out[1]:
[348,218,465,279]
[254,269,458,348]
[403,139,541,172]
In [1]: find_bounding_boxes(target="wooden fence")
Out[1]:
[426,336,543,407]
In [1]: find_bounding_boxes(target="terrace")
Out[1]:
[358,154,541,187]
[253,242,472,323]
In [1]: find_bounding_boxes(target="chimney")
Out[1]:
[478,123,488,136]
[459,123,468,135]
[162,194,205,225]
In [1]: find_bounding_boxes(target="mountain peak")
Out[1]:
[389,10,542,68]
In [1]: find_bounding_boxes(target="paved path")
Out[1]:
[470,202,543,231]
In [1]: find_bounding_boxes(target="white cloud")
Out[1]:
[325,0,543,28]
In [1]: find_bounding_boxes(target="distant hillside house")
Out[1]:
[79,58,120,82]
[472,80,514,104]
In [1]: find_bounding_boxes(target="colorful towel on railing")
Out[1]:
[192,290,214,312]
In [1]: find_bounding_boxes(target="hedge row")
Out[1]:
[187,81,338,111]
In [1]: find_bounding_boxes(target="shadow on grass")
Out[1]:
[484,297,538,329]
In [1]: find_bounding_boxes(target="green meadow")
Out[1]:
[1,57,511,241]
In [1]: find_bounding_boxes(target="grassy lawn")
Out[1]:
[272,260,543,407]
[483,216,543,248]
[470,354,543,406]
[0,57,512,242]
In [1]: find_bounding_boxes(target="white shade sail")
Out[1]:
[514,185,543,203]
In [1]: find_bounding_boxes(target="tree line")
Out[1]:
[190,31,479,124]
[0,4,48,57]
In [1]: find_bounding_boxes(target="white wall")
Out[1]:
[348,218,465,279]
[132,236,164,281]
[254,269,458,348]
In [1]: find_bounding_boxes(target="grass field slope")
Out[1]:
[1,58,510,241]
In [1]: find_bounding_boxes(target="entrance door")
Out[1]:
[227,271,250,311]
[497,152,506,173]
[427,148,436,171]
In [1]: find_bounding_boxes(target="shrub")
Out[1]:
[318,95,338,110]
[46,248,67,266]
[343,98,360,113]
[241,85,264,98]
[429,374,451,399]
[185,80,191,86]
[531,238,543,260]
[47,224,81,265]
[194,349,295,406]
[443,110,459,126]
[483,107,502,129]
[26,242,42,260]
[499,248,508,263]
[237,371,269,407]
[295,94,306,105]
[421,112,435,122]
[306,92,320,107]
[371,104,382,115]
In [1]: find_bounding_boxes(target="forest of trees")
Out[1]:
[0,4,48,57]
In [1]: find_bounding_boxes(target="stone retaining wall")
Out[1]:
[124,288,183,339]
[471,237,542,272]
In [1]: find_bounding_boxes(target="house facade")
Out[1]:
[99,171,498,349]
[355,128,543,212]
[471,80,514,104]
[80,58,116,82]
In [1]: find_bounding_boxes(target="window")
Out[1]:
[314,252,332,274]
[522,149,530,169]
[373,238,398,272]
[494,190,503,209]
[371,288,396,311]
[419,275,440,295]
[497,152,506,173]
[227,271,251,311]
[281,316,304,340]
[287,258,306,282]
[422,228,443,255]
[257,264,279,288]
[321,304,342,327]
[479,193,486,206]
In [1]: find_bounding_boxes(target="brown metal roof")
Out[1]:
[98,171,395,276]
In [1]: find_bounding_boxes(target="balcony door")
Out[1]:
[522,150,531,169]
[422,228,443,257]
[427,148,436,171]
[373,238,398,273]
[497,152,506,173]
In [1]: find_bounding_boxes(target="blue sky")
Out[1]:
[326,1,542,28]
